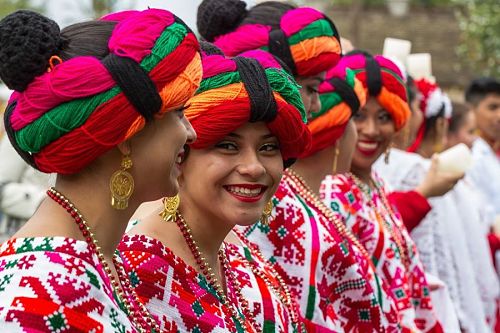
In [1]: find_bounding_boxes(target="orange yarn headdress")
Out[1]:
[185,49,311,167]
[337,52,410,131]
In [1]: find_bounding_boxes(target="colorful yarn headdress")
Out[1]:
[337,52,410,131]
[407,78,452,152]
[300,66,366,158]
[197,0,341,78]
[0,9,202,174]
[185,47,311,167]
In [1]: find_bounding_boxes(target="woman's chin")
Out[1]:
[231,215,263,228]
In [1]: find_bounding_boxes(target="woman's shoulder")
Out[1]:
[0,237,134,333]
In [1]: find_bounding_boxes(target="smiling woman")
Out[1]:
[118,45,310,332]
[320,52,444,332]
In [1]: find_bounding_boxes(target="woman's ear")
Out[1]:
[117,140,131,156]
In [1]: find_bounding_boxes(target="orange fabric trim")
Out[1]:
[290,36,341,63]
[124,53,202,140]
[377,86,410,131]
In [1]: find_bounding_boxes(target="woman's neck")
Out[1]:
[56,178,138,258]
[178,199,232,271]
[292,147,335,195]
[350,165,372,184]
[17,176,138,260]
[417,137,435,159]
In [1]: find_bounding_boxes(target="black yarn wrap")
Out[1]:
[329,77,360,114]
[268,29,297,76]
[234,57,278,123]
[365,55,382,97]
[0,10,67,92]
[197,0,247,42]
[101,53,162,121]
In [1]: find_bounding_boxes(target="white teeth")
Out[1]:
[358,142,378,150]
[226,186,262,197]
[176,155,182,164]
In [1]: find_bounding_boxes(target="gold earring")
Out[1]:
[110,154,134,210]
[160,194,180,222]
[384,143,392,164]
[260,200,273,226]
[332,142,340,175]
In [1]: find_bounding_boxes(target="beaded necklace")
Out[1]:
[175,213,254,332]
[231,229,304,332]
[47,188,160,333]
[348,173,411,271]
[286,169,373,261]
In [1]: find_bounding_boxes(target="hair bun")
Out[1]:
[0,10,63,91]
[197,0,247,42]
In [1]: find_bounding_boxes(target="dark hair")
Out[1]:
[423,105,446,137]
[0,10,115,92]
[465,77,500,106]
[448,102,471,134]
[59,21,116,61]
[199,40,225,56]
[406,75,417,107]
[197,0,294,42]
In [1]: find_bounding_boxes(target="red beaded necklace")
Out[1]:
[47,187,160,333]
[175,213,254,332]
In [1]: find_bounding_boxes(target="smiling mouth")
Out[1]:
[223,184,268,202]
[357,141,379,155]
[175,150,185,165]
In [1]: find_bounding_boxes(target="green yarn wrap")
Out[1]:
[15,22,188,153]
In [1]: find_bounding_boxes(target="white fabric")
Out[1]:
[468,137,500,217]
[0,136,51,241]
[374,148,496,333]
[426,273,461,333]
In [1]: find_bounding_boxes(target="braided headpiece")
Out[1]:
[0,9,202,174]
[407,78,452,152]
[197,0,341,77]
[300,66,366,158]
[338,52,410,131]
[185,48,311,167]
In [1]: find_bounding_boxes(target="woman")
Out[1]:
[119,47,309,332]
[375,76,461,233]
[320,53,443,332]
[197,0,342,118]
[376,76,492,332]
[243,63,403,331]
[0,9,202,332]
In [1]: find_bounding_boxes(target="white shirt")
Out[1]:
[468,137,500,217]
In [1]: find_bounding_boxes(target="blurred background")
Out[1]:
[0,0,498,106]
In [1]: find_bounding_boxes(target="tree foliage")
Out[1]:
[453,0,500,77]
[0,0,45,19]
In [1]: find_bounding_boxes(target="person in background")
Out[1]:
[195,1,403,330]
[465,77,500,216]
[375,76,462,233]
[0,135,50,242]
[446,101,500,330]
[320,52,443,332]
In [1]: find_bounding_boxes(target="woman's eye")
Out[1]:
[379,112,392,122]
[308,86,319,94]
[260,143,280,152]
[176,106,188,118]
[215,142,238,151]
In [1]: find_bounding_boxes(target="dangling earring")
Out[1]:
[110,154,134,210]
[384,143,393,164]
[160,194,180,222]
[260,200,273,226]
[332,142,340,175]
[433,126,444,153]
[403,125,411,149]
